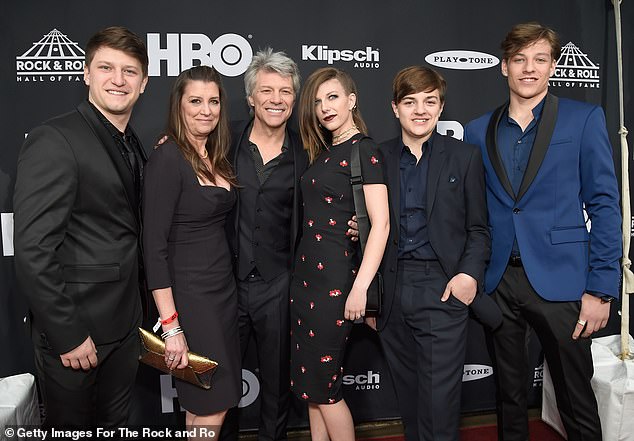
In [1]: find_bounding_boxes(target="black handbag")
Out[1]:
[349,138,383,315]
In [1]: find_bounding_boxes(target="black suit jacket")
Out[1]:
[226,119,309,278]
[377,134,491,331]
[13,100,144,354]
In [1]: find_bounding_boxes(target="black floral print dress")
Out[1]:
[290,134,384,404]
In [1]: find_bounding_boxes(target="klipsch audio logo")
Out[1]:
[301,45,380,69]
[147,33,253,77]
[425,50,499,70]
[342,370,381,390]
[462,364,493,382]
[16,29,85,83]
[550,42,600,88]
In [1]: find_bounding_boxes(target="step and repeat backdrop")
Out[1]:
[1,0,632,430]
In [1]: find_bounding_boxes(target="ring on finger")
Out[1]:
[577,319,587,327]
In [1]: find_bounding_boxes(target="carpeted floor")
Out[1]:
[279,410,566,440]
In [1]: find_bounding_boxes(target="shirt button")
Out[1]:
[518,140,522,144]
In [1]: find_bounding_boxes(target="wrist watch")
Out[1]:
[600,295,615,304]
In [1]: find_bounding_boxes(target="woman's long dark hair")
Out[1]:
[164,65,236,186]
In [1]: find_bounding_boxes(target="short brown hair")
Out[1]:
[392,66,446,104]
[299,67,368,163]
[501,22,561,61]
[85,26,149,77]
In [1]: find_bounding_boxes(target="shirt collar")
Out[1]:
[247,119,289,153]
[400,130,435,155]
[504,95,547,125]
[87,100,131,139]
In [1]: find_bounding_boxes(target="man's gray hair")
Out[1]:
[244,48,301,105]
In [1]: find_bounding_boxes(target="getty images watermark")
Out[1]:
[4,426,219,440]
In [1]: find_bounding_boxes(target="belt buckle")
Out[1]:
[509,255,522,267]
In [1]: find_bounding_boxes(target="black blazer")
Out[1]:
[377,134,491,331]
[226,119,309,279]
[13,100,144,354]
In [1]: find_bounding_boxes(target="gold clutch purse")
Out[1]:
[138,328,218,389]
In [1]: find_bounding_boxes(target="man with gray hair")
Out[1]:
[223,48,358,440]
[222,48,306,441]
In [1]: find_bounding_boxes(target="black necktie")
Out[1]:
[121,135,141,187]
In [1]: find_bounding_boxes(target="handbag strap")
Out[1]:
[349,136,371,254]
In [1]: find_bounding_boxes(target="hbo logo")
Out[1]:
[147,33,253,77]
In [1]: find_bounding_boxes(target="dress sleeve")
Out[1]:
[142,142,183,290]
[357,137,385,185]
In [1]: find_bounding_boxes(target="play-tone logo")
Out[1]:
[462,364,493,382]
[16,29,85,83]
[147,33,253,77]
[549,42,600,89]
[425,50,499,70]
[301,45,379,69]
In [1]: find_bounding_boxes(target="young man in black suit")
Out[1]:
[13,26,148,428]
[373,66,492,441]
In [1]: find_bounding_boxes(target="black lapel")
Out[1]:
[426,134,446,216]
[385,138,401,236]
[516,93,559,201]
[289,128,305,252]
[231,119,252,240]
[486,103,515,199]
[76,101,138,220]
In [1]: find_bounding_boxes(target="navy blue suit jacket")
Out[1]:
[464,94,621,300]
[377,133,491,331]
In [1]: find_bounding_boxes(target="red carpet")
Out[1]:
[458,420,566,441]
[357,420,566,441]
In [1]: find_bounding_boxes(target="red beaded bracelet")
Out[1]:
[161,311,178,325]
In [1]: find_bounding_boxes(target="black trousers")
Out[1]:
[379,260,468,441]
[34,327,139,428]
[490,264,601,441]
[221,271,290,441]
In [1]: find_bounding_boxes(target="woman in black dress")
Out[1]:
[290,68,389,440]
[143,66,240,435]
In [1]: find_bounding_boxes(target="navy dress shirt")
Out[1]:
[497,97,545,255]
[398,134,437,260]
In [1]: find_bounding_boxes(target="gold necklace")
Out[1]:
[200,148,209,159]
[332,125,359,145]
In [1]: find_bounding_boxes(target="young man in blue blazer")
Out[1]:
[464,22,621,441]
